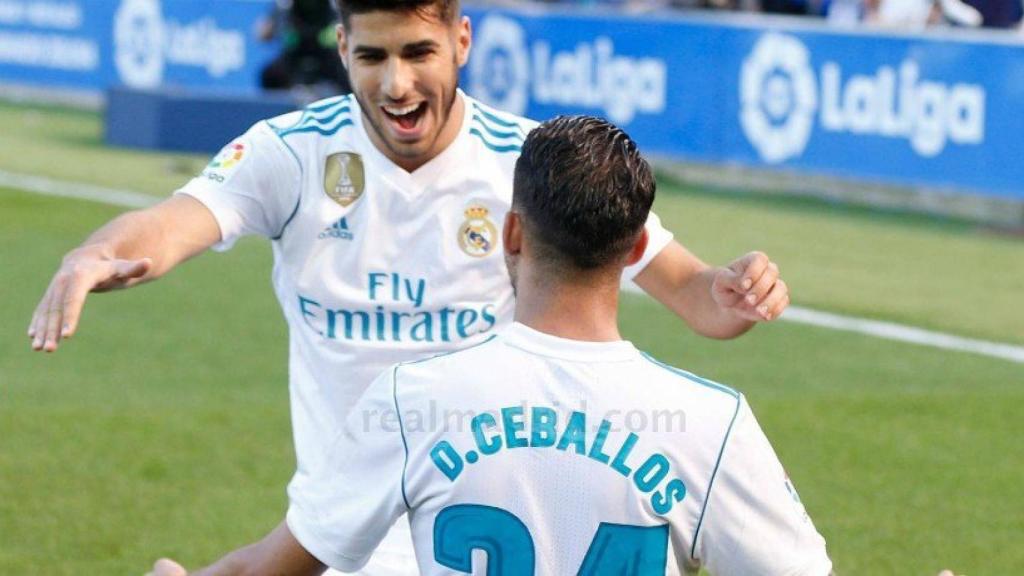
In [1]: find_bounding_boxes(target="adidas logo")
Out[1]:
[318,217,354,240]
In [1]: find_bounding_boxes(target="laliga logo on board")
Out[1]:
[113,0,247,89]
[470,15,667,125]
[114,0,164,89]
[740,33,817,164]
[739,33,986,163]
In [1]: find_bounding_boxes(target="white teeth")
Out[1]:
[384,103,420,116]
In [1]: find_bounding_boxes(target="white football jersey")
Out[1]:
[176,91,672,483]
[287,322,832,575]
[176,91,677,574]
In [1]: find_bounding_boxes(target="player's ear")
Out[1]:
[624,228,648,267]
[336,23,349,69]
[503,211,522,255]
[455,16,471,67]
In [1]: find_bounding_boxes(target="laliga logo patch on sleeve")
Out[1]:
[202,140,248,183]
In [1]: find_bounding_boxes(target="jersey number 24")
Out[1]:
[433,504,669,575]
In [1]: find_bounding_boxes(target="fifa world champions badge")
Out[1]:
[458,204,498,257]
[324,152,365,207]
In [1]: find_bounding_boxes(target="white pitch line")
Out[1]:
[5,169,1023,365]
[781,306,1024,364]
[0,169,157,208]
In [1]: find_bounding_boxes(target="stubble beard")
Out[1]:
[349,61,460,165]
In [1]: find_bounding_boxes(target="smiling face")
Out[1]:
[338,7,471,172]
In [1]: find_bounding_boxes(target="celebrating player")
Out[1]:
[149,115,830,576]
[30,0,788,572]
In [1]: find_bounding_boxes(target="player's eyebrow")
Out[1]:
[352,45,388,58]
[400,40,439,56]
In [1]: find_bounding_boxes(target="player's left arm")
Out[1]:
[146,521,324,576]
[633,240,789,339]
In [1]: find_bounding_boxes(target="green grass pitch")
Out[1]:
[0,102,1022,574]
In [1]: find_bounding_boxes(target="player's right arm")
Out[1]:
[28,121,301,353]
[27,194,220,352]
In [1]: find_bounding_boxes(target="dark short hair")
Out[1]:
[333,0,459,28]
[513,115,655,271]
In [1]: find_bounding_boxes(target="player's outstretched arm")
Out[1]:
[28,194,221,352]
[633,241,789,339]
[147,521,325,576]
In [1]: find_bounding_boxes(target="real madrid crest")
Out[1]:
[324,152,365,207]
[458,204,498,258]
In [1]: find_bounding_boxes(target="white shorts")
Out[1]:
[324,517,418,575]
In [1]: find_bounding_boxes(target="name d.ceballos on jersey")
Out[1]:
[429,404,689,516]
[297,272,498,344]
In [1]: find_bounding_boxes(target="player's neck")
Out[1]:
[513,269,623,343]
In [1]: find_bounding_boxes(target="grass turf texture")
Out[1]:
[1,102,1022,574]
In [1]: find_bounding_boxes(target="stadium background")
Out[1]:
[1,0,1022,573]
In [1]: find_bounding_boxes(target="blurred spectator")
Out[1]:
[825,0,868,25]
[258,0,350,93]
[825,0,985,28]
[960,0,1021,26]
[868,0,941,28]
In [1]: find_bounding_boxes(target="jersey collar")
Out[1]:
[500,322,639,363]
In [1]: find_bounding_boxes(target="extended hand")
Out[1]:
[711,251,789,322]
[146,558,187,576]
[28,246,152,352]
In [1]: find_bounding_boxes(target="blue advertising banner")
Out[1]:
[462,8,1024,200]
[0,0,277,92]
[1,1,1021,199]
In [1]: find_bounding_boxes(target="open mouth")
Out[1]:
[382,102,427,134]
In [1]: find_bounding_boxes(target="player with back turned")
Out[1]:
[30,0,791,572]
[150,115,833,576]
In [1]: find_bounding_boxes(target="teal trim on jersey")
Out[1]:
[392,365,412,510]
[689,393,742,560]
[307,94,350,114]
[264,121,304,241]
[299,95,351,122]
[299,104,352,127]
[640,353,739,398]
[276,95,353,137]
[278,115,353,138]
[291,103,350,129]
[470,115,525,143]
[469,128,522,154]
[402,334,499,367]
[638,352,741,559]
[471,102,528,136]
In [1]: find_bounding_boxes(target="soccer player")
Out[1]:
[149,115,830,576]
[30,0,789,572]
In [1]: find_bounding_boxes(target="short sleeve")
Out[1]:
[623,210,674,280]
[174,121,301,251]
[695,397,832,576]
[286,368,409,572]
